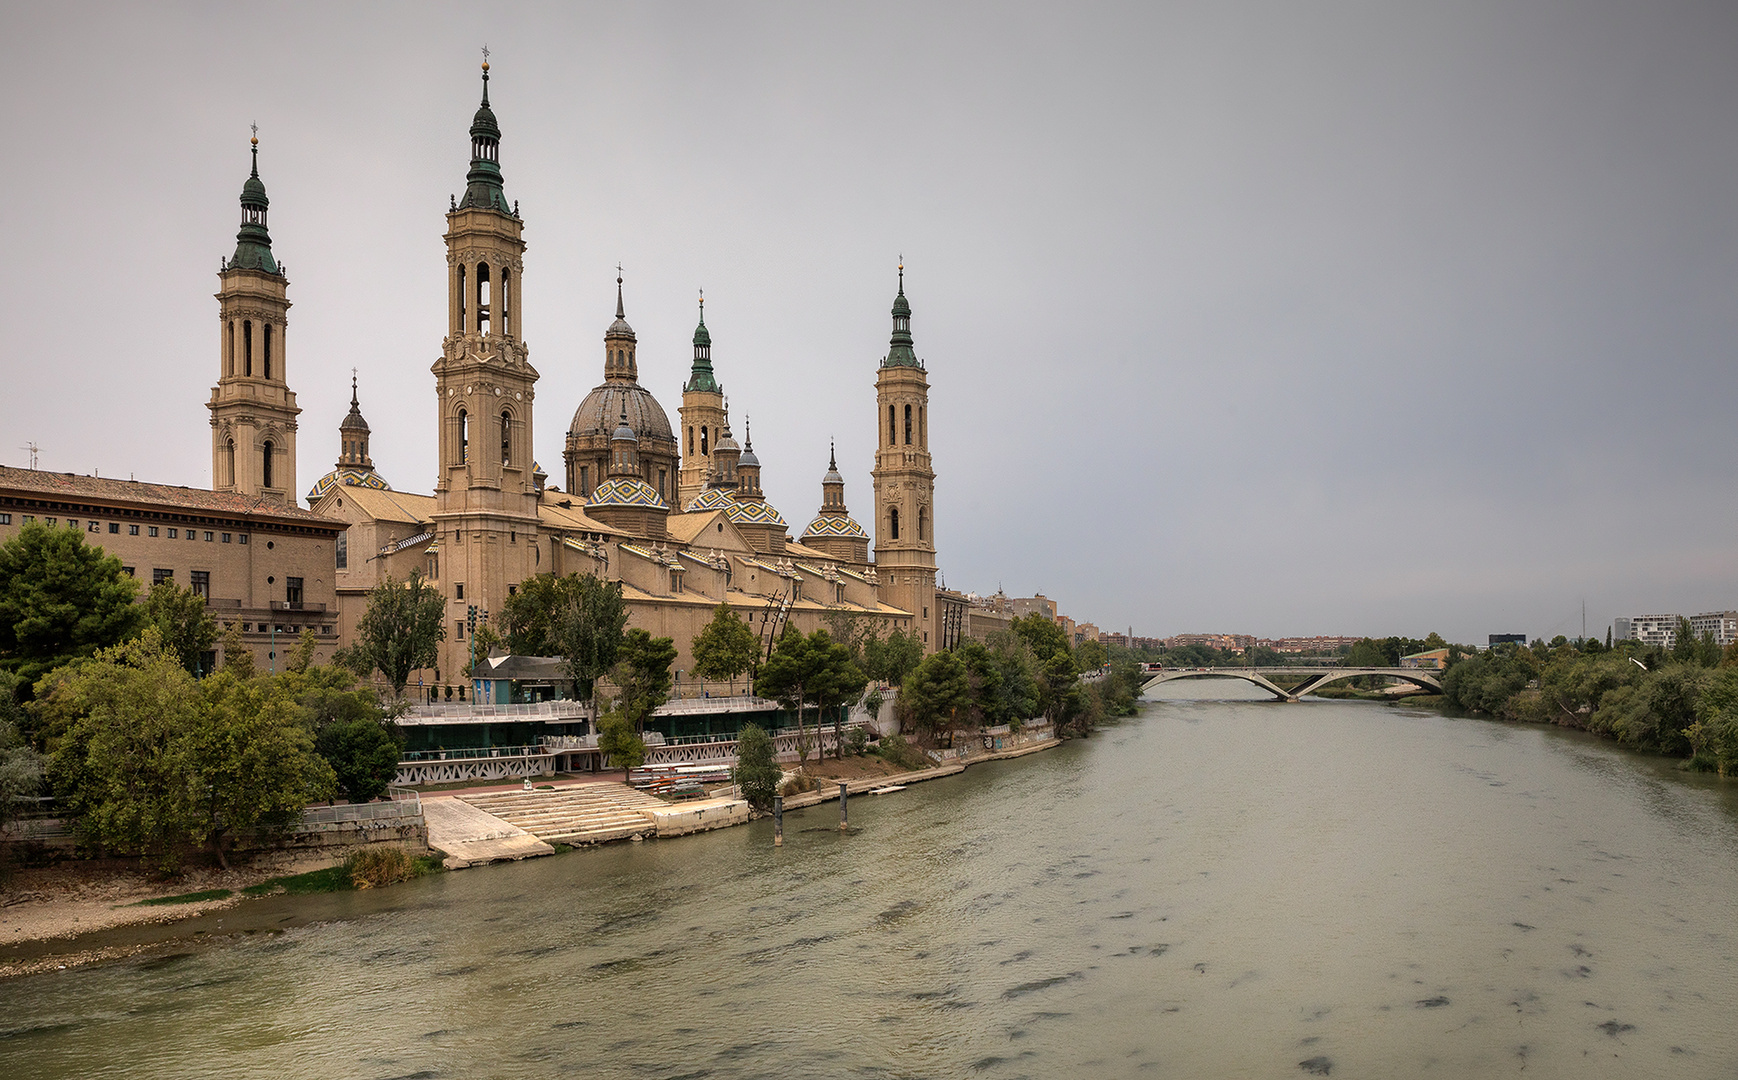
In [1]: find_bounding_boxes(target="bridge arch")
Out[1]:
[1141,667,1443,702]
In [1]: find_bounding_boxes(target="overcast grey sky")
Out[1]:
[4,2,1737,645]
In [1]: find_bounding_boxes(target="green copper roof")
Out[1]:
[685,294,720,393]
[228,139,279,275]
[882,266,919,368]
[458,64,511,215]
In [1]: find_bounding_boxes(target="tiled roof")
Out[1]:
[684,488,737,513]
[802,514,868,540]
[306,467,392,502]
[0,465,341,528]
[725,499,786,527]
[587,476,668,510]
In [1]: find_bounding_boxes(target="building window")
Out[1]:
[0,513,9,525]
[428,553,439,579]
[322,626,332,636]
[455,583,465,600]
[108,522,119,534]
[20,515,32,524]
[904,404,913,445]
[508,584,516,596]
[263,323,273,380]
[658,469,667,501]
[121,566,134,577]
[501,409,512,466]
[336,532,347,569]
[152,569,173,585]
[671,570,684,594]
[239,534,248,545]
[222,532,232,543]
[166,528,177,539]
[243,319,253,375]
[889,507,899,540]
[191,570,210,599]
[204,532,214,542]
[455,620,465,641]
[286,577,303,605]
[262,440,274,489]
[148,526,159,537]
[456,408,468,464]
[129,524,139,535]
[701,426,709,455]
[579,465,589,495]
[87,521,100,533]
[187,530,196,542]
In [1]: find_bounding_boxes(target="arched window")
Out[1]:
[500,409,512,466]
[457,408,468,464]
[226,320,235,376]
[476,262,491,336]
[687,426,694,456]
[918,506,928,541]
[262,439,274,489]
[226,439,236,486]
[263,323,273,380]
[243,320,253,376]
[456,264,467,332]
[888,405,896,446]
[890,507,900,540]
[701,426,709,455]
[500,267,511,336]
[904,404,912,445]
[919,406,926,446]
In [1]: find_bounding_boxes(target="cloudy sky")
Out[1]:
[4,2,1737,645]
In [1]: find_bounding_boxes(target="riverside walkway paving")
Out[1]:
[422,796,556,869]
[459,782,673,846]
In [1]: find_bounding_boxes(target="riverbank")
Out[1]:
[0,734,1067,973]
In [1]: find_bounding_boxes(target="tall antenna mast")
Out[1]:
[21,442,39,470]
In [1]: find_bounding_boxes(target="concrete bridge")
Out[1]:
[1141,666,1443,702]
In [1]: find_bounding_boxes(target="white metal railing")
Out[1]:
[399,701,595,721]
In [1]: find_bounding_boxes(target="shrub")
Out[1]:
[779,773,816,796]
[845,726,870,757]
[731,723,781,811]
[875,733,928,770]
[347,845,418,889]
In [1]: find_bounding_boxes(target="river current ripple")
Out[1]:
[4,685,1738,1078]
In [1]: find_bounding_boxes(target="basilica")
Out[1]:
[211,61,967,693]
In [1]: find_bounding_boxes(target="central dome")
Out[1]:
[568,384,675,443]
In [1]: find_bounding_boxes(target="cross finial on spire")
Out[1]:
[615,264,625,318]
[249,123,260,174]
[829,438,837,469]
[898,254,904,292]
[744,416,752,450]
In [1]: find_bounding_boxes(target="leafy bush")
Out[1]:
[845,726,870,757]
[779,773,816,796]
[731,723,781,811]
[347,846,420,889]
[874,733,928,770]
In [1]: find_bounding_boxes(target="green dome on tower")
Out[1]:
[228,135,279,275]
[881,262,920,368]
[684,292,720,393]
[457,59,511,216]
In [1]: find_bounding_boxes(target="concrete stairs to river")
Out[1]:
[459,784,670,846]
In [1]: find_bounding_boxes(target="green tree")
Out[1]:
[691,602,758,686]
[758,627,822,767]
[863,627,923,686]
[141,580,219,676]
[901,649,970,737]
[807,632,868,759]
[501,573,626,701]
[596,708,645,771]
[1074,638,1108,672]
[614,628,677,732]
[315,718,404,803]
[355,571,447,699]
[731,722,781,811]
[1691,668,1738,775]
[43,631,336,869]
[1011,613,1070,663]
[0,671,43,832]
[218,621,256,679]
[0,521,143,690]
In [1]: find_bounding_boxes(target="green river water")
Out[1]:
[3,684,1737,1078]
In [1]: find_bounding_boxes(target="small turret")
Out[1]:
[457,57,511,215]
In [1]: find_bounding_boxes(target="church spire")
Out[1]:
[229,130,279,274]
[457,52,510,214]
[685,289,720,393]
[882,258,919,368]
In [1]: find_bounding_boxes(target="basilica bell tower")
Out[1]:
[429,58,541,676]
[871,264,940,651]
[209,134,299,501]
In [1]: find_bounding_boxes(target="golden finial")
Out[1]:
[250,121,258,147]
[481,44,490,71]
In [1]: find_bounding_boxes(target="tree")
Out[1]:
[807,633,868,759]
[1011,613,1070,665]
[141,580,219,676]
[355,571,447,699]
[731,722,781,811]
[501,573,626,701]
[691,603,759,687]
[901,649,970,737]
[0,521,143,690]
[219,621,256,679]
[596,708,645,771]
[863,627,923,685]
[315,718,404,803]
[0,671,42,833]
[1074,638,1108,672]
[614,628,677,732]
[757,627,821,767]
[43,630,336,869]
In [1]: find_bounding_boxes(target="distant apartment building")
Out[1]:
[1488,633,1529,647]
[1613,616,1678,648]
[1075,621,1101,645]
[1262,636,1364,654]
[1401,648,1449,670]
[1008,593,1058,621]
[1167,633,1254,652]
[1689,611,1738,647]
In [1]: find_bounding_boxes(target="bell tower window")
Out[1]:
[500,267,511,336]
[226,320,235,376]
[476,262,491,336]
[263,323,273,381]
[904,404,912,445]
[888,405,896,446]
[243,320,253,376]
[500,409,512,466]
[456,263,467,334]
[262,439,274,489]
[890,507,900,540]
[701,426,709,455]
[456,408,468,464]
[225,439,236,487]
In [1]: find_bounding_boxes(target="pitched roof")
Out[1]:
[0,465,342,529]
[324,485,435,524]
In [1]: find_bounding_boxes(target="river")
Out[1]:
[4,685,1738,1078]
